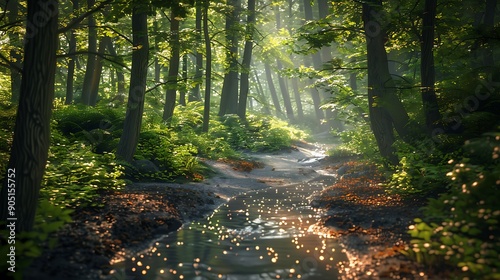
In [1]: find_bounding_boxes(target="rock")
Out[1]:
[337,165,351,176]
[132,159,159,173]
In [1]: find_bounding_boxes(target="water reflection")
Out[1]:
[111,182,347,279]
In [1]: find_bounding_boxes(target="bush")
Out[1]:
[405,129,500,279]
[386,139,457,196]
[42,128,125,208]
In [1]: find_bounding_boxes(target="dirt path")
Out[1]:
[26,141,432,279]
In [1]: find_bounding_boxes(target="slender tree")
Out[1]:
[88,39,107,106]
[7,0,22,103]
[116,6,149,162]
[0,0,58,231]
[65,0,78,104]
[264,62,283,117]
[190,0,203,102]
[81,0,98,105]
[219,0,241,116]
[163,8,181,121]
[238,0,256,119]
[104,36,126,103]
[363,0,412,164]
[421,0,442,132]
[202,0,212,132]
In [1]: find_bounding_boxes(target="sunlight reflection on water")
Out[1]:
[110,181,347,280]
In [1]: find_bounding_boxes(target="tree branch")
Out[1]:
[58,0,113,34]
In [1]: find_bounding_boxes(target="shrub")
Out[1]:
[42,127,125,208]
[405,129,500,279]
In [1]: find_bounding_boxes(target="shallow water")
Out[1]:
[111,161,346,280]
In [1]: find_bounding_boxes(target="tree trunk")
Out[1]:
[363,0,411,164]
[421,0,442,132]
[81,0,97,105]
[202,0,212,132]
[190,0,203,102]
[89,39,106,106]
[219,0,241,116]
[276,60,295,122]
[116,8,149,162]
[264,63,283,117]
[7,0,22,103]
[303,0,325,123]
[104,36,126,103]
[483,0,497,68]
[0,0,58,232]
[65,0,78,104]
[238,0,256,119]
[163,10,181,121]
[253,68,272,115]
[180,54,188,106]
[291,77,304,119]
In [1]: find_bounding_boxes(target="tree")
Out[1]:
[0,0,58,231]
[421,0,442,132]
[219,0,241,116]
[362,0,412,164]
[237,0,256,119]
[163,7,181,121]
[264,62,283,117]
[202,0,211,132]
[65,0,78,104]
[6,0,22,103]
[190,0,203,102]
[81,0,98,105]
[116,6,149,162]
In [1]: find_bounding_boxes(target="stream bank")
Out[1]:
[26,141,434,279]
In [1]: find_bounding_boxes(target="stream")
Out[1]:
[110,148,348,280]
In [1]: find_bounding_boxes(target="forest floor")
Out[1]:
[26,140,441,280]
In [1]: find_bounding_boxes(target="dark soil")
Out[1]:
[25,187,219,280]
[311,159,443,279]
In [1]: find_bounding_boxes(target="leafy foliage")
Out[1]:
[405,130,500,278]
[42,127,125,208]
[0,199,73,279]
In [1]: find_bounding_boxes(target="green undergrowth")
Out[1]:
[334,111,500,278]
[0,101,307,276]
[404,130,500,279]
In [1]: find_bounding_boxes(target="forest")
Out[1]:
[0,0,499,279]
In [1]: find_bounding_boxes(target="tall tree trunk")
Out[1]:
[163,10,181,121]
[363,0,411,164]
[0,0,58,232]
[202,0,212,132]
[264,63,283,117]
[302,0,324,123]
[104,36,126,103]
[190,0,203,102]
[7,0,22,103]
[276,60,295,122]
[274,6,294,122]
[317,0,343,131]
[483,0,497,68]
[253,68,271,115]
[291,78,304,119]
[116,8,149,162]
[154,14,161,84]
[421,0,442,132]
[219,0,241,116]
[238,0,256,119]
[180,54,188,106]
[65,0,78,104]
[81,0,97,105]
[88,39,106,106]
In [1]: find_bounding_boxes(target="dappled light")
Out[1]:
[0,0,499,279]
